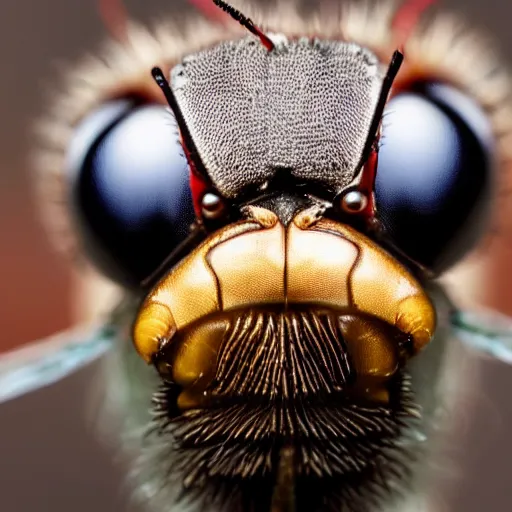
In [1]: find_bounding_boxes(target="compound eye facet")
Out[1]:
[67,99,195,288]
[375,82,495,273]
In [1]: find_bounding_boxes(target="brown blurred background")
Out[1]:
[0,0,511,511]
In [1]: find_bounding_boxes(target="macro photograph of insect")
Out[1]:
[2,0,512,510]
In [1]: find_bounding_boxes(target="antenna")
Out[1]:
[355,50,404,219]
[207,0,275,51]
[151,67,208,177]
[360,50,404,169]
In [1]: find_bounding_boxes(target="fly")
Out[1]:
[3,1,512,511]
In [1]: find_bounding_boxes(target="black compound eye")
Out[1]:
[67,98,195,287]
[375,82,495,273]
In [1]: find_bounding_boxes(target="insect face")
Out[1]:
[131,19,437,512]
[34,1,508,511]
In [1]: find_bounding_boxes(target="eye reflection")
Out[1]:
[379,94,459,214]
[93,105,190,227]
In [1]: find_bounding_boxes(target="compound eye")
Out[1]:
[375,82,495,273]
[67,99,195,287]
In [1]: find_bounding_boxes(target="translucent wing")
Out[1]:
[0,323,116,404]
[452,308,512,364]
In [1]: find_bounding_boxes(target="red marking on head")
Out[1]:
[178,133,211,218]
[247,24,275,52]
[392,0,437,50]
[189,168,210,219]
[358,149,379,219]
[98,0,129,43]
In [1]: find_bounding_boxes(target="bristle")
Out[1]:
[210,309,354,399]
[91,290,464,512]
[145,309,421,512]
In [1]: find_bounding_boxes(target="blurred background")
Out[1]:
[0,0,511,510]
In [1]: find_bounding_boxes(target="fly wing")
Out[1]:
[0,323,117,404]
[451,307,512,365]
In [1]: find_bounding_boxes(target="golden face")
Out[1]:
[133,206,435,398]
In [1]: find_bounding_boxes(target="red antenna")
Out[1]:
[392,0,437,50]
[98,0,129,43]
[189,0,275,51]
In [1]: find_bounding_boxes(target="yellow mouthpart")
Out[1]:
[132,206,435,367]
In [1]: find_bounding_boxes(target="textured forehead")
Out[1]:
[171,36,383,198]
[173,35,383,198]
